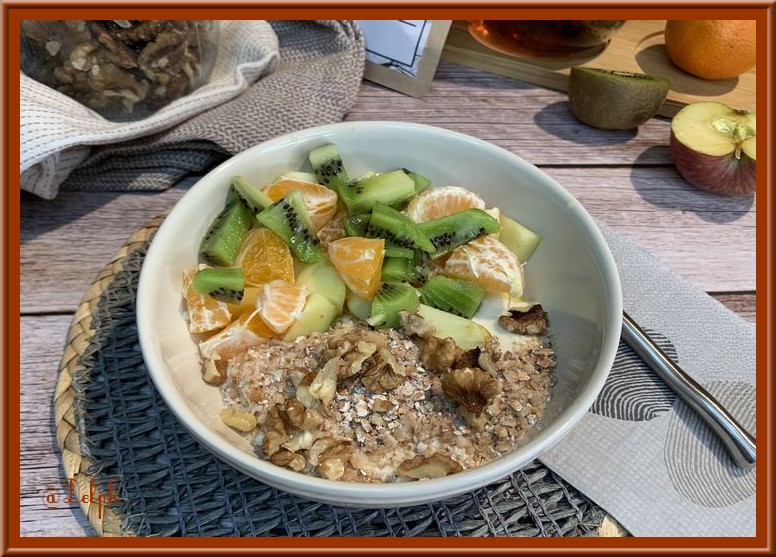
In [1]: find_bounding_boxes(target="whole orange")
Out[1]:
[664,20,756,80]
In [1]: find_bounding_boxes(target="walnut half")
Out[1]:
[361,348,405,392]
[397,453,463,479]
[441,367,500,417]
[498,304,549,335]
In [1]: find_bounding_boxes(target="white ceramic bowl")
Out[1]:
[137,121,622,508]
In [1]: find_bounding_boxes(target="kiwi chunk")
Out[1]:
[367,282,419,329]
[419,275,485,319]
[309,143,349,194]
[344,210,425,258]
[256,190,323,264]
[230,176,273,217]
[418,208,501,259]
[381,257,414,283]
[340,170,418,214]
[343,213,369,237]
[192,267,245,304]
[367,202,435,253]
[402,168,432,193]
[199,200,253,266]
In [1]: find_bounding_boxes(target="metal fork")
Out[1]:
[620,311,756,469]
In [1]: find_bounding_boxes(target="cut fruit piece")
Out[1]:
[402,168,432,193]
[419,275,485,319]
[381,257,415,283]
[183,266,232,334]
[263,179,339,232]
[309,143,349,194]
[316,209,348,250]
[238,228,295,287]
[343,213,369,237]
[404,185,487,223]
[198,310,275,376]
[345,290,373,320]
[368,282,419,329]
[670,101,756,195]
[444,235,524,298]
[418,208,501,259]
[283,291,340,341]
[191,267,245,304]
[256,190,323,264]
[327,236,385,300]
[296,261,347,313]
[257,279,309,334]
[199,200,253,267]
[498,215,542,263]
[340,170,417,214]
[275,171,319,184]
[415,304,492,350]
[230,175,273,217]
[227,286,260,316]
[366,202,435,253]
[568,67,669,130]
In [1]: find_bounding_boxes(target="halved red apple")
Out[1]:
[670,101,756,196]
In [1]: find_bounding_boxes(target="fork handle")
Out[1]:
[621,311,756,469]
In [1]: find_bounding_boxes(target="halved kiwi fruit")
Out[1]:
[256,190,323,263]
[191,267,245,303]
[419,275,485,319]
[340,170,418,214]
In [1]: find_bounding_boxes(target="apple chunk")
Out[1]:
[670,101,756,196]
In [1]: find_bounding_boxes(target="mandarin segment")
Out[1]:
[263,179,339,232]
[327,237,386,300]
[183,266,232,334]
[238,228,295,287]
[404,185,487,223]
[257,279,309,334]
[443,235,524,298]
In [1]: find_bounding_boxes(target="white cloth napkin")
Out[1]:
[20,20,279,200]
[540,222,756,537]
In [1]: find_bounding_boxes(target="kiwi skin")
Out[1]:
[568,67,670,130]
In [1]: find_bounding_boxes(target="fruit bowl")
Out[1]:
[137,121,622,507]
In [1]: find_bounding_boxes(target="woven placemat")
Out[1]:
[53,216,621,538]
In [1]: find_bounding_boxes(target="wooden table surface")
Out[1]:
[19,61,756,537]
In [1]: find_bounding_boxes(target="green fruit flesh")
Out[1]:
[340,170,418,214]
[498,215,542,263]
[381,257,414,283]
[191,267,245,303]
[346,291,372,320]
[283,292,339,341]
[309,143,349,194]
[568,67,670,130]
[418,208,501,259]
[276,171,319,184]
[368,282,419,329]
[256,190,323,264]
[343,213,369,237]
[402,168,432,193]
[414,304,491,350]
[199,201,253,267]
[230,176,273,217]
[419,275,485,319]
[367,202,435,253]
[296,262,346,312]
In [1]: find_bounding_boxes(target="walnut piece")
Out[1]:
[453,347,481,370]
[399,311,435,337]
[309,357,339,406]
[261,404,290,456]
[397,453,464,479]
[319,458,345,480]
[201,358,225,385]
[269,449,306,472]
[361,348,406,392]
[219,408,257,432]
[418,336,461,372]
[441,367,500,416]
[498,304,549,335]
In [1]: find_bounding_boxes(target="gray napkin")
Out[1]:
[40,21,364,196]
[540,222,756,537]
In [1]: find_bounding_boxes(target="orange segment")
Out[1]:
[263,179,339,232]
[257,279,309,334]
[199,310,275,373]
[443,235,524,298]
[404,186,487,223]
[327,237,385,300]
[238,228,294,287]
[183,265,232,334]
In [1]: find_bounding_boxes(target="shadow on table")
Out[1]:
[630,146,755,225]
[533,101,638,146]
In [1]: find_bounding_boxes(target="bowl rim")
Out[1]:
[137,120,623,506]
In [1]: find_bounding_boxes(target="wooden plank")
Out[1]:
[348,64,675,167]
[442,20,757,117]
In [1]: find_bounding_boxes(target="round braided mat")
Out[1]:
[53,216,615,538]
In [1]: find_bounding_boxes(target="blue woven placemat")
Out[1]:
[54,216,610,537]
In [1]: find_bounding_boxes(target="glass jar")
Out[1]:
[20,20,220,121]
[469,20,626,58]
